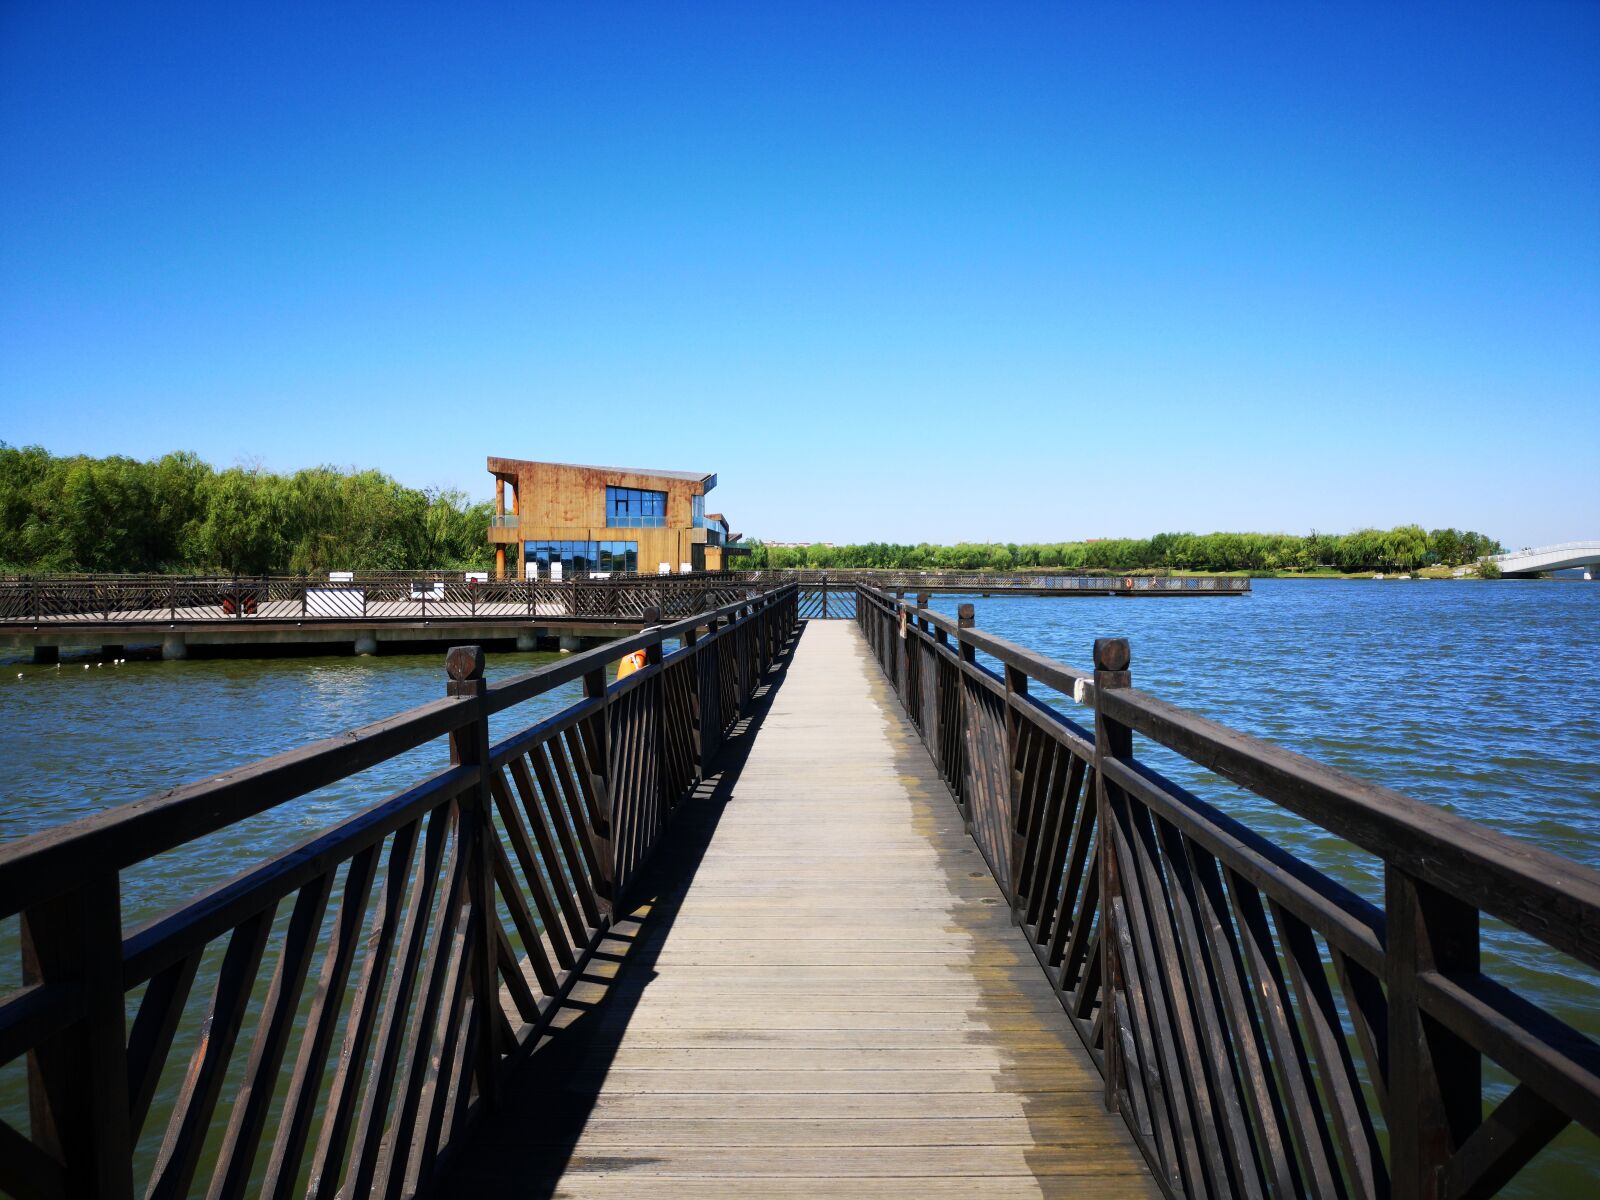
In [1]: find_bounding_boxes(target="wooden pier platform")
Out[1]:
[446,619,1158,1198]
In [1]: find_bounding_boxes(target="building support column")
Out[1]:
[496,546,506,581]
[161,634,187,661]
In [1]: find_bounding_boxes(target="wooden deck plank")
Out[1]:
[443,619,1156,1197]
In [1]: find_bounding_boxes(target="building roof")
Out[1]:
[488,457,715,487]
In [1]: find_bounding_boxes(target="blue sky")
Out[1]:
[2,2,1596,548]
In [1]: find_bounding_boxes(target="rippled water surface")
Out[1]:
[1,579,1596,1191]
[1,647,592,926]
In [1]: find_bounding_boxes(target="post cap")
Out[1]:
[447,645,485,680]
[917,592,931,608]
[957,602,975,624]
[642,605,663,625]
[1093,638,1131,672]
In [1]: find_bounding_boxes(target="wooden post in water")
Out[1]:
[445,646,501,1109]
[1092,637,1132,1115]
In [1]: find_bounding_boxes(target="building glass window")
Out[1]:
[523,540,637,575]
[692,493,705,528]
[597,541,638,573]
[524,540,596,574]
[606,486,666,528]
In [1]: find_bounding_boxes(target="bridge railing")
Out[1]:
[0,571,766,626]
[0,584,798,1199]
[856,584,1598,1199]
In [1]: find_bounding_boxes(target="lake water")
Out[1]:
[1,577,1596,1191]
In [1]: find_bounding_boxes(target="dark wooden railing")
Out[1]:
[793,571,1249,620]
[790,568,1251,593]
[856,585,1598,1199]
[0,571,765,626]
[0,585,798,1199]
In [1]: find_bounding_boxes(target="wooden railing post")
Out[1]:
[445,645,501,1108]
[22,870,135,1198]
[1387,866,1481,1199]
[1092,636,1133,1114]
[683,618,704,769]
[955,603,977,832]
[1004,659,1029,916]
[581,661,617,915]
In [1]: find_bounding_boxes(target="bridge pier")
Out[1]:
[31,645,57,665]
[161,634,186,661]
[558,634,582,653]
[354,632,378,656]
[515,630,539,651]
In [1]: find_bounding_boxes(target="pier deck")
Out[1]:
[447,619,1157,1198]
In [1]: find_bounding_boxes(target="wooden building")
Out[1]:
[487,458,727,579]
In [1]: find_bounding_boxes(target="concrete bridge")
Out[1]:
[1490,540,1600,577]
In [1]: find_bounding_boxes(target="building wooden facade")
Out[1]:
[487,458,723,579]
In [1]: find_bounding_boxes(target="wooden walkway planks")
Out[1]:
[445,619,1158,1199]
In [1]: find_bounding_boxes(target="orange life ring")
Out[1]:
[616,649,647,680]
[1122,576,1134,590]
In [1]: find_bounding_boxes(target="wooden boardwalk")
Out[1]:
[447,619,1158,1198]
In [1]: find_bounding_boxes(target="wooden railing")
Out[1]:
[856,585,1599,1199]
[0,584,798,1199]
[0,571,766,626]
[789,568,1252,593]
[792,571,1248,620]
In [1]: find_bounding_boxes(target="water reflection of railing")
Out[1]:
[856,583,1599,1198]
[0,585,798,1198]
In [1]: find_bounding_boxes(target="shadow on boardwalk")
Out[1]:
[437,620,806,1197]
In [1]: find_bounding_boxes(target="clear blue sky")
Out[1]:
[2,2,1596,548]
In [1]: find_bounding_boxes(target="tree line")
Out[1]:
[2,444,1501,577]
[745,527,1503,574]
[0,444,493,574]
